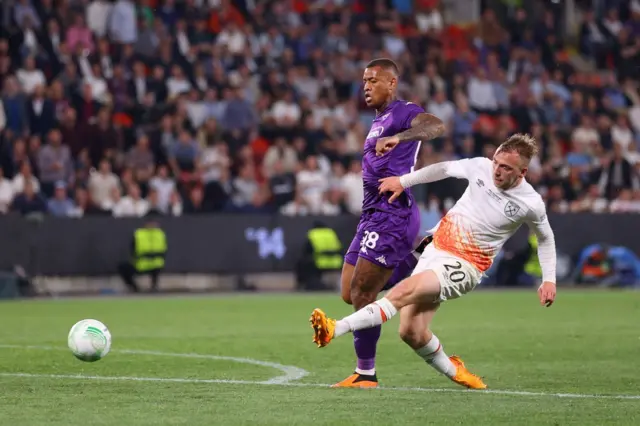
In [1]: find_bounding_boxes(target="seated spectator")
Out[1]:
[10,180,46,216]
[168,129,201,186]
[12,161,40,194]
[268,160,296,210]
[112,183,149,217]
[126,134,156,184]
[16,56,45,95]
[262,137,297,178]
[149,165,176,214]
[88,159,120,208]
[341,159,363,216]
[183,185,209,214]
[427,90,455,128]
[47,181,75,217]
[296,155,327,214]
[0,167,15,214]
[230,163,265,213]
[37,128,73,197]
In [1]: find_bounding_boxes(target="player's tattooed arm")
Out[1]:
[375,113,445,156]
[395,113,445,142]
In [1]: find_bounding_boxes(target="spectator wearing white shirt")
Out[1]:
[296,156,328,214]
[166,65,192,100]
[467,68,498,113]
[602,8,623,37]
[427,91,455,129]
[572,115,600,151]
[109,0,137,44]
[88,159,120,209]
[262,137,298,178]
[271,91,301,127]
[0,167,15,213]
[341,159,363,215]
[416,3,443,35]
[611,114,635,153]
[12,161,40,194]
[86,0,112,38]
[112,183,150,217]
[16,56,46,95]
[216,22,246,55]
[149,165,176,213]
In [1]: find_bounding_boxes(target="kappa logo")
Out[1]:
[476,179,484,187]
[375,255,387,265]
[378,113,390,121]
[366,126,385,139]
[504,201,521,218]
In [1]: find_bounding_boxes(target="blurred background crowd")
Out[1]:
[0,0,639,221]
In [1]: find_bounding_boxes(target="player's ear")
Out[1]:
[388,76,397,91]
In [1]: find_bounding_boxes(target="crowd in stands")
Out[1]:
[0,0,640,219]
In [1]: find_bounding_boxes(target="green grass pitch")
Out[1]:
[0,290,639,425]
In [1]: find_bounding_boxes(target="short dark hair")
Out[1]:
[365,58,399,77]
[497,133,539,161]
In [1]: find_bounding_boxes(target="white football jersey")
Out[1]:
[401,157,556,281]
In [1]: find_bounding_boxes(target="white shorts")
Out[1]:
[411,244,483,302]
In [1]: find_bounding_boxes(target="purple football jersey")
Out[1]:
[362,100,424,216]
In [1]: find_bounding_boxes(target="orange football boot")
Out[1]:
[309,308,336,348]
[331,373,379,388]
[449,355,487,389]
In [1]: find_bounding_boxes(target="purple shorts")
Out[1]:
[345,207,421,281]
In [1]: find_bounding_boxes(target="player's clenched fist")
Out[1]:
[378,176,403,203]
[375,135,400,156]
[538,281,556,307]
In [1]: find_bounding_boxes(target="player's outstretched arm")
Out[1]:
[376,113,445,156]
[378,161,462,203]
[528,208,557,307]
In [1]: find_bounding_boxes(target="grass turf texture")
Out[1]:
[0,291,638,425]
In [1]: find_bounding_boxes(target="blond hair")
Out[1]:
[497,133,539,161]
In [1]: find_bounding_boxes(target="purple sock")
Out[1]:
[353,326,381,374]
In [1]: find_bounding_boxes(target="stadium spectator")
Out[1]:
[47,181,75,217]
[0,0,638,221]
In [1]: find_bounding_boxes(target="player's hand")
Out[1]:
[537,281,556,307]
[378,176,403,203]
[375,136,400,156]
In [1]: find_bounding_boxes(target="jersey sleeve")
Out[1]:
[400,102,426,130]
[443,157,488,179]
[400,157,487,187]
[526,198,557,284]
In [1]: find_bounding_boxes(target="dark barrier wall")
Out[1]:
[0,214,637,276]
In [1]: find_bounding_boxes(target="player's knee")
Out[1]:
[341,290,352,305]
[398,323,425,348]
[350,285,376,309]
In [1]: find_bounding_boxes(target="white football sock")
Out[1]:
[415,335,457,378]
[334,298,398,338]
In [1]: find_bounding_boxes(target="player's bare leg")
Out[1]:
[329,258,392,388]
[310,270,438,347]
[339,262,355,305]
[398,302,486,389]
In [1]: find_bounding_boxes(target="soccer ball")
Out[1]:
[67,319,112,362]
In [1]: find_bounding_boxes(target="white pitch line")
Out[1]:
[1,345,639,401]
[0,344,307,385]
[1,372,640,401]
